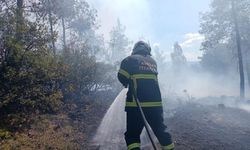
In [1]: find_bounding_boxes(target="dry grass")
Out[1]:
[0,99,107,150]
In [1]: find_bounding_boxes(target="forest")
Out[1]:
[0,0,250,149]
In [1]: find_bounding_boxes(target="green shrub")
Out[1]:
[0,48,63,115]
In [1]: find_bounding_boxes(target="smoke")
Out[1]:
[156,61,250,114]
[239,104,250,112]
[88,0,210,62]
[88,0,250,109]
[157,62,250,99]
[88,0,151,41]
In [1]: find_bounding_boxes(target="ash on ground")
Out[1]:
[167,102,250,150]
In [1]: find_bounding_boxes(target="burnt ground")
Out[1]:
[2,98,248,150]
[167,103,250,150]
[91,101,250,150]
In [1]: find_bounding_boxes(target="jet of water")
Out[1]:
[92,89,127,150]
[92,88,159,150]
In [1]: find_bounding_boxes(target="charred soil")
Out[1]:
[167,103,250,150]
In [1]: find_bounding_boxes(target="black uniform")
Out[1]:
[118,53,174,150]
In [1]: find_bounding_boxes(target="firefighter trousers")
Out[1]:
[124,107,174,150]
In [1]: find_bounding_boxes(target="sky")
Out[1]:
[88,0,212,61]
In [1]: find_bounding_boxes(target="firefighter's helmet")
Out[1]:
[132,41,151,55]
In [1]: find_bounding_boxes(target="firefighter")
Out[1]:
[118,41,174,150]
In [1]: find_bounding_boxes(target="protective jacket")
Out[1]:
[118,53,162,109]
[118,53,174,150]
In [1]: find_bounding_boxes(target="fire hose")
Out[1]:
[131,80,158,150]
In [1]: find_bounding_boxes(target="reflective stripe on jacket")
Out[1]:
[118,54,162,108]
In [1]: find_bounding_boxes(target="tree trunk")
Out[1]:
[246,53,250,90]
[62,17,67,53]
[16,0,24,42]
[8,0,24,64]
[48,0,56,55]
[232,0,245,100]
